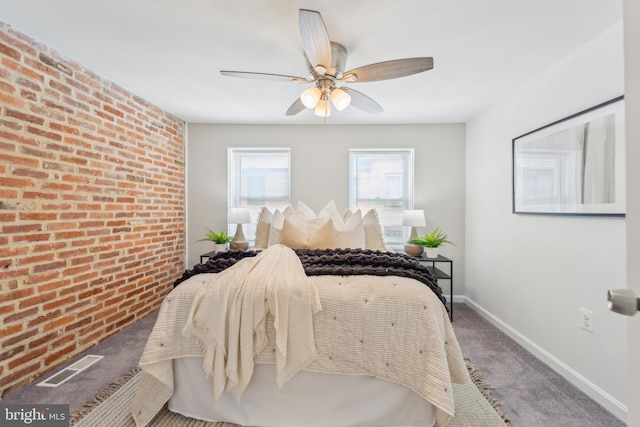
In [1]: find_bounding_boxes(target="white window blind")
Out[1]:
[228,148,291,242]
[349,149,414,245]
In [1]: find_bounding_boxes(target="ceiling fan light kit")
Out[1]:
[221,9,434,119]
[300,86,321,108]
[315,93,331,117]
[331,88,351,111]
[300,78,352,117]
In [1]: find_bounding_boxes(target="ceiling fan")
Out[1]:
[220,9,434,118]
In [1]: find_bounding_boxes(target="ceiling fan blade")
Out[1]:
[299,9,332,72]
[342,87,383,114]
[220,70,308,83]
[285,98,306,116]
[342,57,434,83]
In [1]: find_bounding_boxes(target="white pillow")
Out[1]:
[279,216,309,249]
[280,216,338,249]
[267,209,286,247]
[363,209,387,251]
[307,217,338,249]
[282,205,294,218]
[254,207,273,249]
[317,200,344,228]
[337,209,365,248]
[295,201,317,219]
[261,202,379,250]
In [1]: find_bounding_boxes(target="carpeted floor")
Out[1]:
[453,305,625,427]
[2,303,625,427]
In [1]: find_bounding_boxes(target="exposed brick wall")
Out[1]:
[0,22,185,396]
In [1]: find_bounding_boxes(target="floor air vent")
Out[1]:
[37,355,104,387]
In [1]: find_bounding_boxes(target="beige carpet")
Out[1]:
[71,358,512,427]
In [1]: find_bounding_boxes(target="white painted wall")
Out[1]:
[186,124,466,295]
[465,23,627,419]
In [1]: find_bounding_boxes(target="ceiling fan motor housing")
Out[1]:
[308,42,348,80]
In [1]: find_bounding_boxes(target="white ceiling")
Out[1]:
[0,0,623,125]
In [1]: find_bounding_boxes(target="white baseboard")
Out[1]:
[451,294,465,303]
[463,296,628,423]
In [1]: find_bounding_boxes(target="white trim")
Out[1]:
[463,297,628,422]
[450,294,466,304]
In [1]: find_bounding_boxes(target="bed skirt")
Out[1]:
[169,357,437,427]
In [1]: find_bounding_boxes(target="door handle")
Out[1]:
[607,289,640,316]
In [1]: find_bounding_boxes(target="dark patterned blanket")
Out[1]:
[175,248,446,309]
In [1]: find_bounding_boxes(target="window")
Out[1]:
[349,149,414,246]
[228,148,291,242]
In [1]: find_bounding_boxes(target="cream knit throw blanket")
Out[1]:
[182,244,322,402]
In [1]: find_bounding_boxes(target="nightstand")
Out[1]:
[412,254,454,321]
[200,250,216,264]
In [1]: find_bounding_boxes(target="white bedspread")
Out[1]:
[131,253,469,427]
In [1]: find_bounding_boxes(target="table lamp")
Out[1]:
[402,209,425,256]
[229,208,251,250]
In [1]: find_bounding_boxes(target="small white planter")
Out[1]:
[425,247,439,259]
[214,243,227,253]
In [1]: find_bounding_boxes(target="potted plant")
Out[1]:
[409,227,455,258]
[199,228,234,253]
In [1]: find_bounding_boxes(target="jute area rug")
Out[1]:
[70,358,513,427]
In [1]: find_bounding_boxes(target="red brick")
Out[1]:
[19,291,57,309]
[0,81,19,94]
[0,23,185,397]
[0,91,25,108]
[26,271,60,285]
[44,342,77,366]
[13,233,51,243]
[5,109,45,125]
[0,42,20,60]
[15,76,42,92]
[8,346,48,370]
[32,261,67,274]
[43,314,75,332]
[0,153,40,168]
[19,212,57,221]
[41,182,74,192]
[28,332,58,349]
[3,223,42,234]
[0,362,41,388]
[2,307,34,326]
[0,176,33,188]
[27,309,62,328]
[26,125,62,141]
[42,295,76,310]
[49,80,72,95]
[22,191,58,200]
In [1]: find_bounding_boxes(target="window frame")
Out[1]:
[228,147,292,243]
[348,148,415,246]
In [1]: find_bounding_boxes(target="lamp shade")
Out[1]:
[314,93,331,117]
[300,86,321,109]
[402,210,426,227]
[331,87,351,111]
[229,207,251,224]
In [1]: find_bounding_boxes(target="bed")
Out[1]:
[131,203,470,427]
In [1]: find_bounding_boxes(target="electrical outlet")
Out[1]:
[580,308,594,333]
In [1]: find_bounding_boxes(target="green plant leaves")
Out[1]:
[408,226,455,247]
[198,228,234,244]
